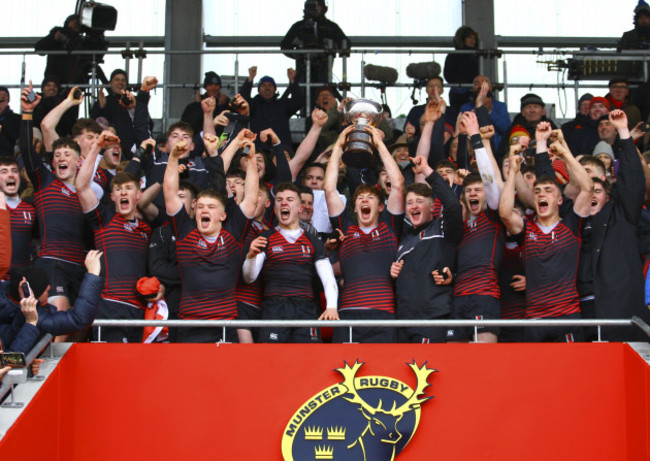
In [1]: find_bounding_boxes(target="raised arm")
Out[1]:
[548,140,592,217]
[201,96,217,137]
[239,140,260,218]
[415,99,443,182]
[463,111,503,209]
[41,86,82,152]
[134,76,158,144]
[368,125,405,214]
[163,140,189,215]
[609,109,645,223]
[499,154,525,235]
[290,109,328,180]
[325,126,354,217]
[76,131,119,212]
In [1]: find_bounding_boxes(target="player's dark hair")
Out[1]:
[592,177,611,194]
[179,181,200,199]
[522,165,536,177]
[298,185,314,197]
[166,121,194,140]
[226,168,246,180]
[71,118,102,136]
[533,174,562,190]
[462,172,482,188]
[52,137,81,155]
[111,171,139,190]
[196,188,227,208]
[275,182,301,198]
[405,182,433,200]
[353,183,385,204]
[435,159,457,171]
[579,155,606,176]
[0,156,18,168]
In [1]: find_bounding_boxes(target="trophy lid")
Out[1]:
[343,99,383,125]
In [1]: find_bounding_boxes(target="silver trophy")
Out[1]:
[342,99,384,169]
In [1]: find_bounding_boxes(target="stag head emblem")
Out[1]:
[282,360,437,461]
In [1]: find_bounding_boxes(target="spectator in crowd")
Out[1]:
[500,122,593,342]
[566,97,611,156]
[499,93,557,161]
[605,78,642,129]
[240,66,304,148]
[181,71,229,137]
[578,111,650,340]
[314,85,339,113]
[0,87,20,157]
[444,26,480,120]
[0,157,36,281]
[1,250,103,353]
[33,76,78,138]
[561,93,594,140]
[405,77,446,138]
[460,76,510,149]
[243,182,338,343]
[90,69,138,156]
[326,124,404,343]
[298,185,318,235]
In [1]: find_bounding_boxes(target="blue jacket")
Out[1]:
[0,273,103,353]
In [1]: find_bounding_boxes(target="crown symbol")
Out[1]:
[327,426,346,441]
[304,426,324,440]
[314,445,334,460]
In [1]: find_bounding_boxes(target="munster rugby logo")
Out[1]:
[282,360,436,460]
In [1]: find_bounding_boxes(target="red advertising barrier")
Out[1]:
[1,343,648,460]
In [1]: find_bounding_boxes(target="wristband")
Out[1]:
[133,146,146,161]
[469,133,483,150]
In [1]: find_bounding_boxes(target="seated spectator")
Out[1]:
[605,78,641,129]
[0,87,20,157]
[566,97,610,156]
[33,76,78,138]
[240,66,304,148]
[561,93,593,140]
[498,93,557,161]
[181,71,229,137]
[460,76,511,149]
[405,77,446,137]
[90,69,138,155]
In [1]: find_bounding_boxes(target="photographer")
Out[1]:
[281,0,349,107]
[35,15,108,85]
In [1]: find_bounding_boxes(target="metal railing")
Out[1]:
[2,38,649,130]
[0,334,51,408]
[93,317,650,344]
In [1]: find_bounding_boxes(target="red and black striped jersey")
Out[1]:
[171,205,250,319]
[520,212,582,319]
[432,197,443,219]
[498,242,526,319]
[5,199,36,279]
[87,204,151,308]
[260,228,327,299]
[33,177,86,265]
[331,209,402,313]
[453,208,505,298]
[236,220,265,309]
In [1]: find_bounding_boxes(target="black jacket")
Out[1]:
[585,137,650,341]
